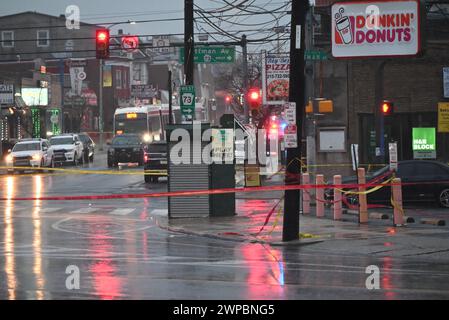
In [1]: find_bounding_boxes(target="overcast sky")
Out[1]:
[0,1,291,53]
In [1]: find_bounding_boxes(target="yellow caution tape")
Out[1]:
[265,205,283,236]
[390,197,405,217]
[299,233,322,239]
[335,176,394,196]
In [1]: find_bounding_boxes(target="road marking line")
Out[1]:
[109,208,134,216]
[37,207,62,213]
[70,207,99,214]
[150,209,168,216]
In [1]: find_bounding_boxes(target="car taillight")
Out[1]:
[144,154,149,162]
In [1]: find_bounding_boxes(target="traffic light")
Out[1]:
[267,115,279,136]
[248,88,261,110]
[96,29,110,59]
[225,95,232,104]
[381,100,394,116]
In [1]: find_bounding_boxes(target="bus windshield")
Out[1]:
[114,113,148,135]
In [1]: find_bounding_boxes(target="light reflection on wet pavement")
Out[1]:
[0,174,449,300]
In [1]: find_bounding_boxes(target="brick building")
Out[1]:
[306,0,449,178]
[0,11,131,143]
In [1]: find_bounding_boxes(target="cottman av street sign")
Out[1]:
[179,46,235,64]
[180,85,196,122]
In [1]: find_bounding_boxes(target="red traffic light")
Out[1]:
[225,95,231,103]
[97,31,107,41]
[96,29,110,59]
[250,91,259,101]
[381,100,394,116]
[248,88,261,110]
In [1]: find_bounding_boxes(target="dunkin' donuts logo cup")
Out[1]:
[335,8,353,44]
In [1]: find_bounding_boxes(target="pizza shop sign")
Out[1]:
[262,53,290,105]
[332,0,421,58]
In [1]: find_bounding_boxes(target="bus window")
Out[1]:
[114,113,149,135]
[150,115,161,133]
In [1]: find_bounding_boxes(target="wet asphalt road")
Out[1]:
[0,156,449,300]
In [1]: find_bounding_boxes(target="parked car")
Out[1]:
[325,160,449,208]
[49,134,85,166]
[143,141,167,183]
[78,132,95,163]
[107,134,145,167]
[5,138,54,173]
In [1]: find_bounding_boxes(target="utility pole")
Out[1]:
[283,0,309,242]
[185,0,194,86]
[241,34,249,124]
[99,58,104,151]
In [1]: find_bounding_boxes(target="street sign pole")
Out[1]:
[168,70,173,126]
[242,35,249,124]
[99,59,104,151]
[184,0,194,86]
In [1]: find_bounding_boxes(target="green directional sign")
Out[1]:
[179,46,235,64]
[180,85,196,122]
[305,50,328,61]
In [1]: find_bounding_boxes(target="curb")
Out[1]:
[403,216,416,223]
[369,212,390,220]
[155,218,324,246]
[420,218,446,226]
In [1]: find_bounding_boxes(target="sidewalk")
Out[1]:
[156,172,449,260]
[156,201,449,260]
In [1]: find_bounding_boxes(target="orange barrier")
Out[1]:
[392,177,404,226]
[358,168,368,223]
[333,175,343,220]
[302,173,310,214]
[316,174,325,218]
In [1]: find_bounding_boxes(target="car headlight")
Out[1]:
[6,154,13,163]
[32,154,41,161]
[143,134,152,143]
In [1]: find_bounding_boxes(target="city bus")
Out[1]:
[113,103,206,142]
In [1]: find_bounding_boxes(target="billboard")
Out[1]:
[0,84,14,105]
[22,88,48,106]
[131,85,158,99]
[262,53,290,105]
[332,0,421,58]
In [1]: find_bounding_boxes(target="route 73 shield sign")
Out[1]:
[180,85,196,122]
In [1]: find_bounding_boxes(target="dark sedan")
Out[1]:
[78,132,95,163]
[107,134,145,167]
[325,160,449,208]
[143,141,167,183]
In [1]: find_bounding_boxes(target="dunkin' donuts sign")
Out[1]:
[332,0,421,58]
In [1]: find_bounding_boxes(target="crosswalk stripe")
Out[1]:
[150,209,168,216]
[37,207,62,213]
[70,207,98,214]
[109,208,135,216]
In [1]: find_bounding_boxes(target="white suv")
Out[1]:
[49,134,84,165]
[5,139,54,173]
